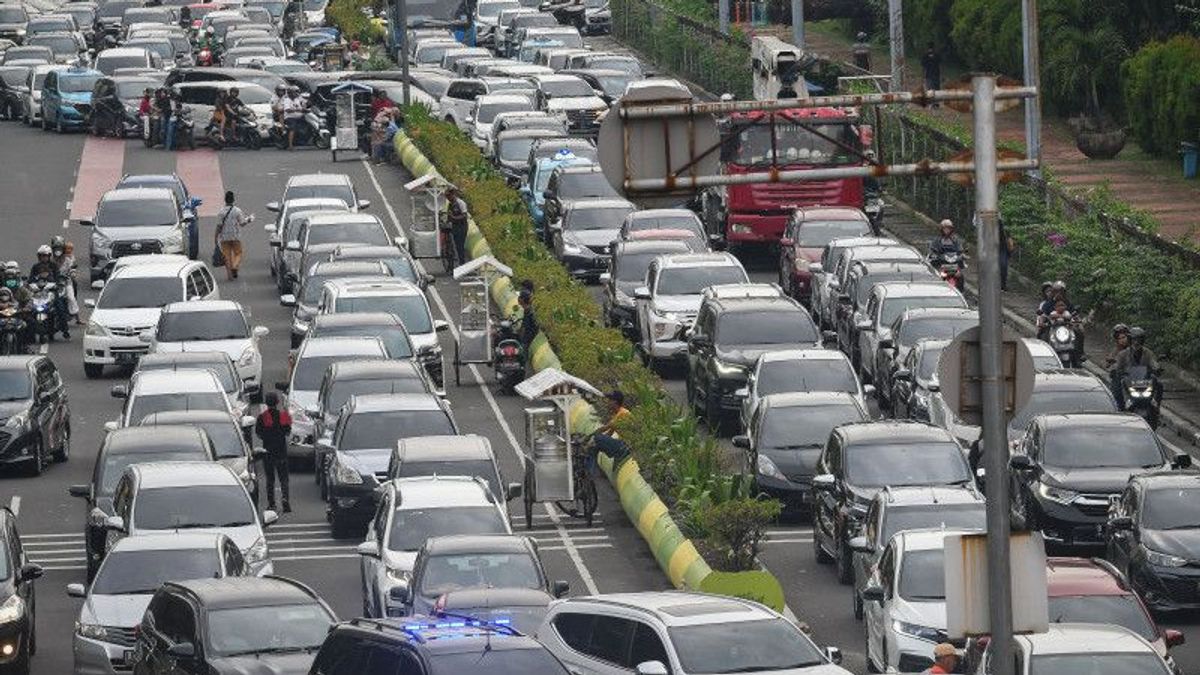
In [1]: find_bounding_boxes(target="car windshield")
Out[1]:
[139,362,237,393]
[734,121,862,167]
[158,311,248,341]
[92,549,221,595]
[716,311,818,346]
[306,222,389,247]
[1041,425,1161,469]
[129,392,227,421]
[615,251,667,283]
[96,197,177,227]
[35,36,81,56]
[759,403,863,449]
[667,619,825,673]
[186,421,244,459]
[0,70,26,87]
[846,442,970,488]
[396,460,499,499]
[100,1,137,17]
[284,184,354,207]
[880,296,965,327]
[97,278,183,309]
[499,136,543,162]
[1009,389,1117,431]
[365,256,417,281]
[591,72,634,97]
[1142,487,1200,530]
[656,266,747,296]
[566,205,633,231]
[415,43,458,64]
[429,648,567,675]
[916,344,946,380]
[294,354,381,391]
[97,54,149,73]
[1031,654,1170,675]
[558,172,616,199]
[897,316,975,345]
[477,100,530,124]
[1047,595,1156,641]
[898,549,945,601]
[855,271,929,305]
[206,604,333,657]
[340,410,454,450]
[532,143,596,164]
[0,370,31,401]
[419,552,541,597]
[333,296,432,333]
[303,0,327,10]
[541,78,593,98]
[251,0,286,17]
[882,504,985,543]
[133,485,254,529]
[795,220,872,248]
[325,378,428,413]
[757,360,857,397]
[311,326,412,359]
[626,214,700,233]
[587,56,638,75]
[128,41,172,59]
[0,7,26,21]
[479,0,521,15]
[387,506,508,551]
[100,450,209,495]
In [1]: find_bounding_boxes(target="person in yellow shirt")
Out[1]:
[592,390,631,461]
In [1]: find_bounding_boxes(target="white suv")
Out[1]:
[147,300,268,397]
[633,252,749,368]
[974,623,1174,675]
[356,476,512,619]
[537,591,850,675]
[82,259,219,379]
[111,368,233,429]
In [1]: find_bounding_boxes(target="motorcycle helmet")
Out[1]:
[206,26,214,35]
[1129,326,1146,345]
[0,288,12,303]
[939,218,954,232]
[276,84,286,95]
[1112,323,1130,339]
[36,245,51,258]
[49,235,65,254]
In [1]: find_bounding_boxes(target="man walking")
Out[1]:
[446,186,470,267]
[215,190,252,280]
[922,43,942,92]
[255,392,292,513]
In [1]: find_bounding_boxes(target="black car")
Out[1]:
[0,508,42,674]
[891,337,949,422]
[833,260,936,369]
[130,576,335,675]
[550,198,637,281]
[811,421,973,584]
[310,615,571,675]
[0,356,70,477]
[540,164,618,233]
[562,68,636,105]
[686,294,823,426]
[68,426,217,579]
[1107,471,1200,611]
[1009,413,1190,548]
[873,307,977,411]
[0,66,28,120]
[89,75,158,137]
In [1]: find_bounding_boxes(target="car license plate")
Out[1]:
[114,352,137,364]
[123,649,134,664]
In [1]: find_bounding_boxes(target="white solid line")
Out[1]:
[539,543,611,552]
[531,534,609,543]
[29,556,85,564]
[7,496,18,518]
[22,532,83,540]
[762,537,814,544]
[361,159,601,595]
[269,544,355,553]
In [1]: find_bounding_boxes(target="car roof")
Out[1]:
[896,307,977,322]
[304,213,382,227]
[131,368,222,393]
[874,281,964,299]
[424,534,531,555]
[306,260,387,277]
[106,425,209,452]
[760,391,861,409]
[837,420,955,444]
[101,186,175,203]
[347,393,443,414]
[393,476,495,508]
[326,278,422,296]
[398,435,491,461]
[286,173,352,187]
[627,208,700,221]
[1033,369,1109,392]
[283,197,348,209]
[0,355,38,372]
[99,47,153,57]
[793,206,869,221]
[565,197,636,211]
[657,252,740,268]
[332,245,408,258]
[564,592,776,627]
[297,336,387,357]
[119,173,183,186]
[894,527,983,551]
[1038,413,1152,432]
[1017,623,1157,655]
[137,351,232,367]
[710,296,804,314]
[161,299,242,314]
[330,360,422,380]
[1130,470,1200,490]
[132,461,238,488]
[476,93,530,105]
[142,409,240,426]
[759,348,847,364]
[1045,557,1130,597]
[439,587,554,608]
[165,576,321,609]
[108,532,228,553]
[612,239,692,256]
[876,485,984,507]
[108,260,192,279]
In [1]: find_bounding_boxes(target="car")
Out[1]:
[686,292,825,425]
[37,65,98,131]
[736,348,869,432]
[862,528,983,673]
[147,300,267,398]
[855,282,967,384]
[0,506,41,675]
[474,0,522,43]
[140,410,262,504]
[538,591,849,675]
[284,260,391,347]
[279,336,388,462]
[388,435,518,513]
[778,207,874,302]
[848,486,985,620]
[541,163,620,232]
[412,37,465,66]
[550,198,637,280]
[93,47,159,76]
[93,0,139,41]
[529,136,598,167]
[568,51,642,77]
[26,30,86,64]
[328,244,431,289]
[736,392,869,512]
[67,533,248,675]
[311,615,570,675]
[114,174,197,222]
[105,462,276,576]
[873,307,978,410]
[634,252,750,369]
[812,421,974,583]
[1,47,52,68]
[134,350,251,421]
[0,65,29,120]
[81,259,219,378]
[267,173,369,214]
[530,74,606,136]
[973,623,1174,675]
[493,109,568,139]
[124,36,179,67]
[129,576,335,674]
[311,358,434,460]
[1010,413,1191,548]
[21,63,65,125]
[618,208,712,246]
[521,153,592,231]
[0,355,70,476]
[324,394,458,536]
[890,337,949,422]
[0,5,29,44]
[833,260,938,364]
[566,68,638,105]
[306,312,417,361]
[468,93,535,150]
[264,197,349,283]
[172,81,274,140]
[437,76,488,129]
[601,239,693,336]
[81,187,197,281]
[808,236,898,330]
[829,245,929,335]
[583,0,612,34]
[318,278,448,390]
[283,211,399,285]
[1106,471,1200,612]
[111,368,234,428]
[494,128,567,185]
[24,14,78,38]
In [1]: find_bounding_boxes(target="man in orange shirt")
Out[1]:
[926,643,959,673]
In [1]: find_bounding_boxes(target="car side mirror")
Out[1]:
[1009,455,1038,474]
[861,584,884,603]
[79,219,94,227]
[263,223,278,235]
[68,484,90,499]
[688,334,710,349]
[102,515,125,532]
[1108,515,1133,531]
[855,319,873,331]
[356,540,380,558]
[388,582,410,603]
[18,563,42,583]
[393,235,408,248]
[731,435,750,449]
[893,368,911,381]
[878,338,893,350]
[1165,629,1186,648]
[434,319,449,332]
[811,473,835,491]
[357,199,372,210]
[261,510,279,527]
[632,286,650,300]
[110,384,128,399]
[167,642,195,659]
[634,661,668,675]
[505,482,522,501]
[66,582,86,598]
[252,326,269,338]
[848,536,870,553]
[269,238,281,248]
[279,293,297,307]
[265,201,281,213]
[551,579,569,598]
[1173,454,1192,470]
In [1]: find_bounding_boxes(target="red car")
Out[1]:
[777,206,872,303]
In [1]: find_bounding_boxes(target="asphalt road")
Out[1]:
[0,122,669,675]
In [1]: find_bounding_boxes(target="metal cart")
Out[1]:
[403,172,450,260]
[328,81,372,162]
[449,256,513,386]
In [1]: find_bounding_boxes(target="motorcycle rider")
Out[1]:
[222,87,249,140]
[49,236,81,326]
[1036,280,1085,363]
[153,87,175,150]
[1104,323,1131,368]
[1112,326,1162,410]
[928,218,965,284]
[28,245,66,339]
[197,26,219,60]
[270,84,286,123]
[1,262,30,307]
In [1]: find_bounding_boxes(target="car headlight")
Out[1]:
[1143,545,1187,568]
[562,241,584,255]
[1037,482,1079,505]
[1127,387,1152,399]
[245,536,268,563]
[386,567,410,584]
[5,412,28,429]
[756,454,785,480]
[651,307,678,321]
[238,345,257,367]
[892,620,941,642]
[1053,326,1072,343]
[333,458,363,485]
[75,621,107,640]
[911,389,931,413]
[0,595,25,624]
[92,230,112,252]
[713,360,747,378]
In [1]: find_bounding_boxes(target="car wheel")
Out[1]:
[83,363,102,379]
[853,590,863,620]
[813,528,833,564]
[704,384,722,433]
[56,117,65,134]
[26,438,44,477]
[54,424,69,462]
[836,534,853,584]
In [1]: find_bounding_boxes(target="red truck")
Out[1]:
[701,107,870,246]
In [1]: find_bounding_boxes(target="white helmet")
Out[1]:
[206,26,214,35]
[36,245,52,256]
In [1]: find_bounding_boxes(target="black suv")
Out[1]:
[811,421,973,584]
[1009,413,1190,549]
[540,164,619,235]
[0,507,42,674]
[686,294,823,427]
[310,616,571,675]
[1107,471,1200,611]
[130,576,335,674]
[0,355,70,477]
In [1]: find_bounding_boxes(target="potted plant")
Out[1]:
[1043,10,1129,159]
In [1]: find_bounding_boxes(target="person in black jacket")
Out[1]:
[255,392,292,513]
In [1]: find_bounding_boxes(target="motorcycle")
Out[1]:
[208,109,262,150]
[28,279,63,343]
[173,106,196,150]
[865,195,884,235]
[269,107,330,150]
[197,47,214,66]
[1121,364,1161,428]
[933,250,965,289]
[0,307,25,356]
[1044,316,1081,368]
[491,319,525,392]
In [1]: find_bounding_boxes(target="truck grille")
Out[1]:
[748,179,845,209]
[110,240,162,258]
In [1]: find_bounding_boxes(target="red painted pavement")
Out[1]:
[174,148,224,217]
[68,137,125,221]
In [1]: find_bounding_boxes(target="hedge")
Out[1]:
[1122,35,1200,155]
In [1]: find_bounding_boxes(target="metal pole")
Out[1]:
[397,0,410,105]
[718,0,729,35]
[1020,0,1042,178]
[973,75,1015,675]
[791,0,803,49]
[887,0,904,92]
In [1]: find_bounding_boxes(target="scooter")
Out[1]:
[208,109,262,150]
[865,195,884,235]
[1121,364,1161,428]
[269,107,330,149]
[933,250,965,289]
[0,307,26,355]
[28,279,63,343]
[491,319,525,392]
[1044,317,1081,368]
[173,107,196,150]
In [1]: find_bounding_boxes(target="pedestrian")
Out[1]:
[214,190,252,280]
[852,31,871,71]
[592,390,631,461]
[370,108,392,164]
[369,90,391,118]
[924,643,959,674]
[446,186,469,267]
[282,86,305,149]
[517,289,538,351]
[922,42,942,94]
[999,216,1015,291]
[254,391,291,513]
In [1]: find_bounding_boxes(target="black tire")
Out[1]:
[836,534,853,584]
[578,477,597,527]
[56,117,65,134]
[83,362,102,379]
[273,131,288,150]
[53,424,69,463]
[245,128,261,150]
[314,131,330,150]
[26,438,43,477]
[813,529,833,564]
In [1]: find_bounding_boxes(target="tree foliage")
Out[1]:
[1122,35,1200,155]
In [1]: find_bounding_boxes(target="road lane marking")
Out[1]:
[174,148,223,217]
[8,496,18,517]
[68,136,125,221]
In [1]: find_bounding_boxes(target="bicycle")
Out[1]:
[554,434,598,527]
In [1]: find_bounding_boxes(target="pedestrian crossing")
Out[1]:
[24,512,614,572]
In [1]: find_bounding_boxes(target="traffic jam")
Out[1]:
[0,0,1196,672]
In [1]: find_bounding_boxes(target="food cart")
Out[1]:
[450,256,513,386]
[403,172,451,260]
[328,81,372,162]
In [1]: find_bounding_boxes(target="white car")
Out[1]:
[173,81,274,139]
[862,528,982,673]
[737,348,873,432]
[82,187,194,280]
[22,64,66,123]
[111,368,234,428]
[856,281,966,384]
[808,236,897,328]
[469,93,536,151]
[531,74,607,136]
[82,258,219,379]
[437,77,487,130]
[268,173,369,213]
[146,300,268,397]
[264,197,349,284]
[356,476,512,618]
[103,462,277,576]
[538,592,850,674]
[974,623,1174,675]
[634,252,749,368]
[134,351,253,421]
[473,0,521,44]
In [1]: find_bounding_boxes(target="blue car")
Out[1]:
[521,151,592,234]
[40,66,101,133]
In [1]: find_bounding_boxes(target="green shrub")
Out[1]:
[700,498,782,572]
[949,0,1021,77]
[327,0,380,43]
[1122,35,1200,155]
[905,0,956,59]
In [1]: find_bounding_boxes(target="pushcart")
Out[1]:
[328,81,372,162]
[449,256,513,386]
[403,172,450,260]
